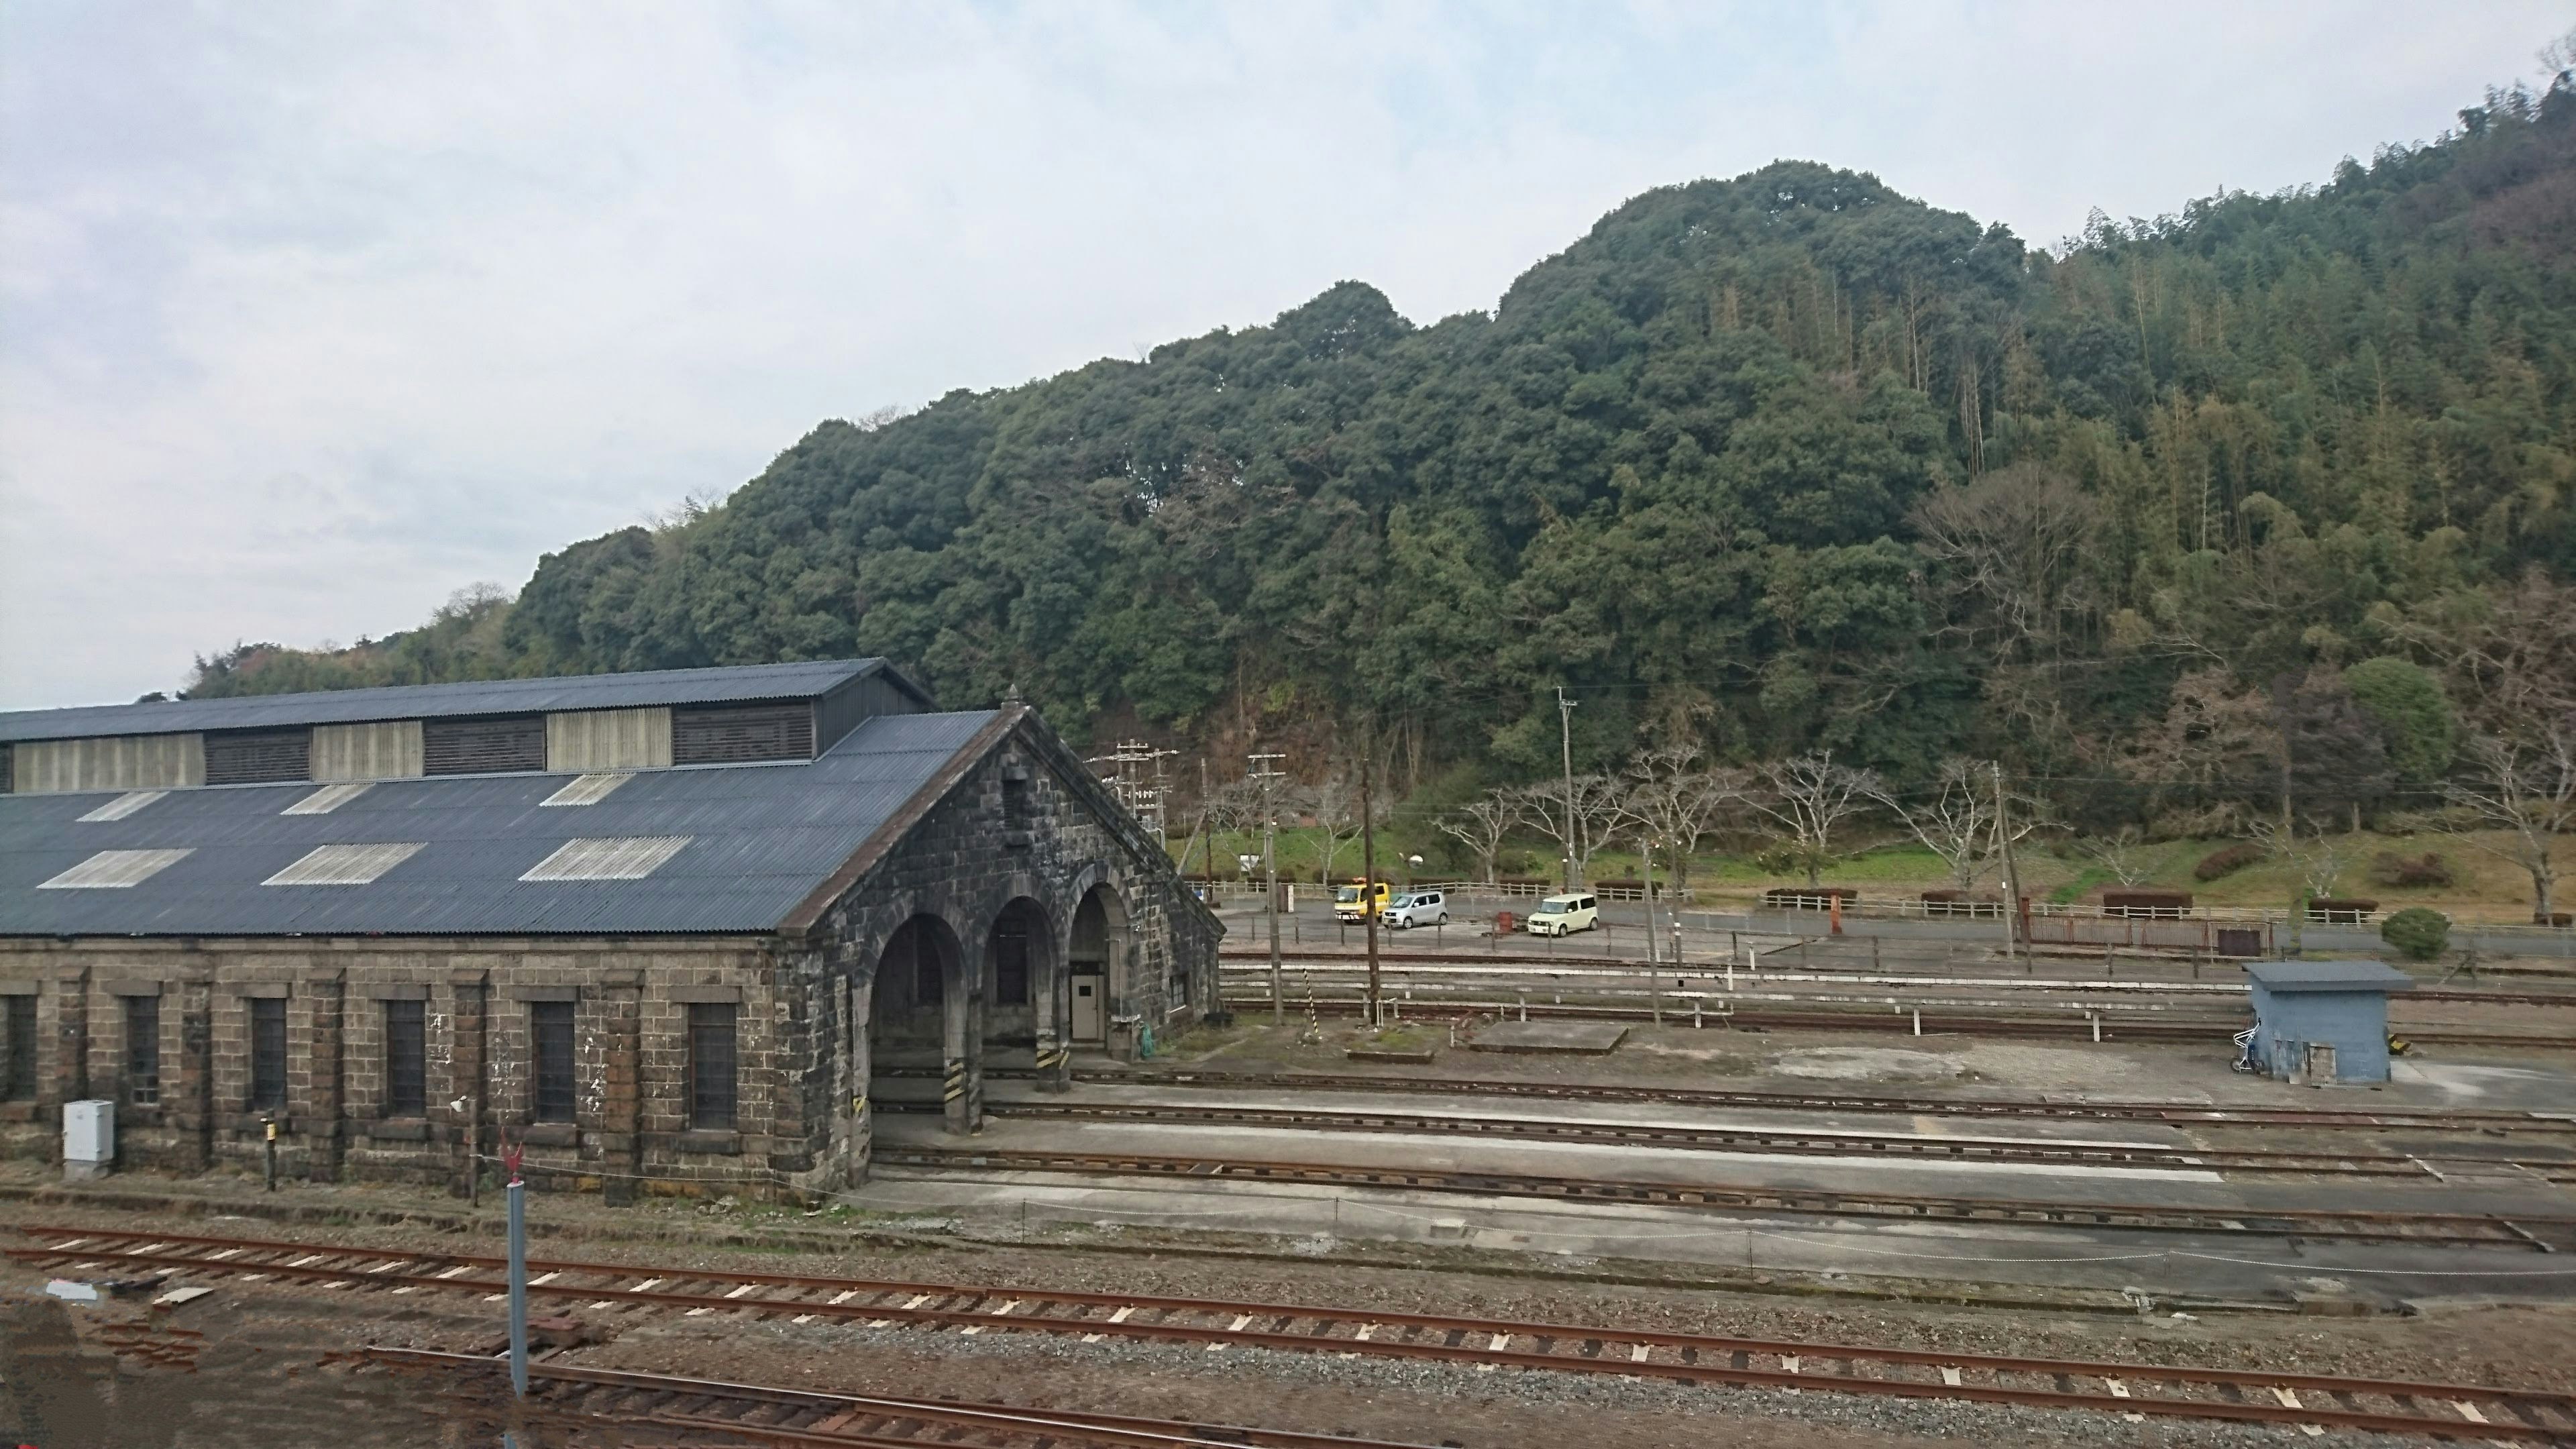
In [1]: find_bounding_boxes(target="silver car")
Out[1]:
[1381,889,1448,928]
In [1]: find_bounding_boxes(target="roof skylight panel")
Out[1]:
[77,791,167,822]
[282,782,375,815]
[263,842,425,886]
[40,849,193,889]
[540,772,632,807]
[519,835,691,882]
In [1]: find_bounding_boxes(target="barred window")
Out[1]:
[994,919,1030,1006]
[531,1002,576,1124]
[125,996,160,1107]
[4,996,40,1100]
[384,1000,426,1116]
[249,998,287,1112]
[687,1002,736,1132]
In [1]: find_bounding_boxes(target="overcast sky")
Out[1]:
[3,3,2566,710]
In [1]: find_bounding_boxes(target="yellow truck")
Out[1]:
[1332,879,1391,924]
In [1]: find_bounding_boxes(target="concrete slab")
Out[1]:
[1471,1021,1628,1055]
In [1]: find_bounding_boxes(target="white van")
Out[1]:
[1524,893,1599,936]
[1382,890,1448,928]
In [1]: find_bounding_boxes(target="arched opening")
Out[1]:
[983,898,1053,1060]
[1066,883,1130,1051]
[867,912,964,1093]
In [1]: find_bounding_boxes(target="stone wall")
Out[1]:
[0,936,787,1199]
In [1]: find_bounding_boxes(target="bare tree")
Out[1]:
[1515,775,1625,888]
[1306,775,1362,888]
[1436,790,1517,885]
[1617,745,1733,891]
[1737,752,1884,887]
[2081,825,2158,888]
[1865,757,2035,891]
[1909,464,2101,660]
[2434,730,2575,921]
[2247,816,2355,901]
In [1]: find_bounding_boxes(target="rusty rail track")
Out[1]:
[1218,991,2570,1049]
[867,1145,2576,1249]
[360,1346,1439,1448]
[872,1098,2576,1181]
[17,1228,2573,1442]
[902,1064,2576,1136]
[1218,946,2576,1007]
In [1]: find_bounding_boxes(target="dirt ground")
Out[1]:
[1152,1015,2576,1114]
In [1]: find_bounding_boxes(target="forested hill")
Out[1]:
[188,76,2576,810]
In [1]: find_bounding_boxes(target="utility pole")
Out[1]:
[1991,761,2027,967]
[1556,686,1579,890]
[1641,836,1660,967]
[1360,730,1381,1028]
[1197,758,1215,887]
[1250,750,1287,1023]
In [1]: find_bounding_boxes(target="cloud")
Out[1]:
[1,0,2562,707]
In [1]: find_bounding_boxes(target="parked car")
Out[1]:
[1381,890,1448,928]
[1524,892,1599,936]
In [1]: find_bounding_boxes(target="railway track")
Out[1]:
[19,1227,2575,1442]
[875,1098,2576,1180]
[867,1144,2576,1249]
[359,1347,1440,1448]
[909,1064,2576,1135]
[1220,992,2571,1048]
[1218,947,2576,1007]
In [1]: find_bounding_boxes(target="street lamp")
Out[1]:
[1406,853,1423,886]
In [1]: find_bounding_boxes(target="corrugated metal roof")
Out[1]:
[0,709,1000,935]
[0,659,919,743]
[2245,959,2416,993]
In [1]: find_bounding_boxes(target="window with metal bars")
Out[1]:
[3,996,37,1100]
[249,998,287,1112]
[686,1002,736,1132]
[384,1000,427,1116]
[994,918,1030,1006]
[125,996,159,1107]
[530,1001,576,1124]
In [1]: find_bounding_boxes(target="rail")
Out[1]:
[21,1228,2576,1441]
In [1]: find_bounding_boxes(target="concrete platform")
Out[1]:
[1470,1020,1628,1055]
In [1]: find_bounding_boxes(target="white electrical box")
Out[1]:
[64,1099,115,1165]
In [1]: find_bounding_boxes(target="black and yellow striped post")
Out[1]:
[1034,1034,1071,1092]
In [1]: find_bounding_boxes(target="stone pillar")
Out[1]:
[174,967,215,1172]
[846,975,873,1184]
[587,969,643,1205]
[445,971,488,1198]
[940,963,981,1137]
[1033,955,1071,1093]
[294,968,346,1183]
[44,964,90,1161]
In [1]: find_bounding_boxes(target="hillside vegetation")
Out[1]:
[186,73,2576,863]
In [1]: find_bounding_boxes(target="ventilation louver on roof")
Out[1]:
[263,842,424,886]
[40,849,194,889]
[520,836,690,882]
[282,782,374,816]
[204,728,311,786]
[423,715,546,775]
[673,702,814,764]
[541,772,632,807]
[77,791,167,822]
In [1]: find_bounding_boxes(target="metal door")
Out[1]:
[1071,974,1104,1044]
[2304,1042,2336,1082]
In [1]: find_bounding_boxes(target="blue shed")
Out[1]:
[2245,960,2414,1083]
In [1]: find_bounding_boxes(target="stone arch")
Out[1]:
[865,911,982,1135]
[1064,869,1138,1061]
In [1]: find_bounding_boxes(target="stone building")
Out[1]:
[0,660,1220,1199]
